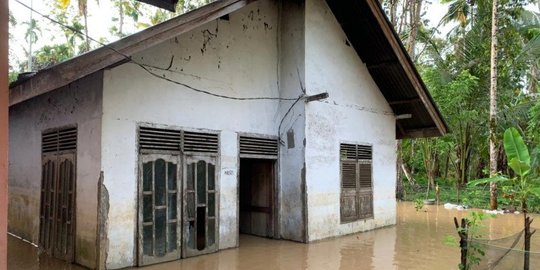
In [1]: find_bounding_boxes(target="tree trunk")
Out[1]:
[524,212,535,270]
[401,163,416,188]
[389,0,398,26]
[396,140,404,199]
[27,0,33,71]
[528,64,538,94]
[119,1,124,36]
[83,11,90,51]
[406,0,422,59]
[443,153,450,180]
[489,0,499,210]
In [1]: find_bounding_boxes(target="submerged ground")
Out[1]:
[8,202,540,269]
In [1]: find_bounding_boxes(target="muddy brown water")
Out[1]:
[8,202,540,269]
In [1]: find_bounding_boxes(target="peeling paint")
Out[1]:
[200,29,217,55]
[9,71,103,269]
[96,171,109,270]
[304,0,397,241]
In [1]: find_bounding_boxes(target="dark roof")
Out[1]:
[326,0,448,139]
[9,0,447,138]
[137,0,179,12]
[326,0,448,138]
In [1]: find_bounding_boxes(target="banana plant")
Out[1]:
[469,127,540,211]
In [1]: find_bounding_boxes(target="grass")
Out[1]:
[399,182,540,212]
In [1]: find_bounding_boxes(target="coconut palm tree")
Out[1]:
[22,18,41,71]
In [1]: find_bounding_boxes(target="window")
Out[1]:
[340,143,373,223]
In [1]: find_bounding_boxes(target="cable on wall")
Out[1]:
[13,0,300,102]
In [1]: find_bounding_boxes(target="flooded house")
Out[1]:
[7,0,447,268]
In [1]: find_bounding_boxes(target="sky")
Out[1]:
[6,0,537,72]
[8,0,155,70]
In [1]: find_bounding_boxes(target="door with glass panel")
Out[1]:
[183,155,218,257]
[138,155,181,265]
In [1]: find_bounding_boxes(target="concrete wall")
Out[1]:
[8,72,103,268]
[304,0,397,241]
[100,1,309,267]
[277,0,307,242]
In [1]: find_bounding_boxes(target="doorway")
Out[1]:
[239,158,276,238]
[39,127,77,263]
[137,127,220,265]
[137,155,181,266]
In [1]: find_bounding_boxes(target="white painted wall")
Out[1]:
[304,0,397,241]
[277,0,307,242]
[101,1,308,267]
[8,72,103,268]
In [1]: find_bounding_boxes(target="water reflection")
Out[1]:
[7,234,85,270]
[8,202,539,269]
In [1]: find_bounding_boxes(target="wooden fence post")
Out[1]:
[524,215,536,270]
[454,217,468,268]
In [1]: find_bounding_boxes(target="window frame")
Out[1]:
[339,143,374,224]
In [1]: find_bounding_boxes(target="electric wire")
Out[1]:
[14,0,308,141]
[14,0,301,101]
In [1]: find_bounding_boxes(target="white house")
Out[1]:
[8,0,447,268]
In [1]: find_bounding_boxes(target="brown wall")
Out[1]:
[1,0,9,269]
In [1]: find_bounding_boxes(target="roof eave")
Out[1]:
[9,0,253,106]
[326,0,449,139]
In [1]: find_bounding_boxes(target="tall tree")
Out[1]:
[407,0,423,59]
[58,0,92,52]
[489,0,499,210]
[22,18,41,71]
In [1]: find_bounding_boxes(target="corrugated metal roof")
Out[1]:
[9,0,448,138]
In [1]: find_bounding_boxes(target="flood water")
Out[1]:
[8,202,540,269]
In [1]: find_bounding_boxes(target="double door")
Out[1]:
[39,153,76,262]
[138,154,218,266]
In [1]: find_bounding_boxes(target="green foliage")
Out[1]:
[504,126,531,175]
[469,128,540,211]
[459,212,494,270]
[414,198,424,211]
[394,0,540,208]
[403,183,492,209]
[23,18,41,44]
[443,212,494,270]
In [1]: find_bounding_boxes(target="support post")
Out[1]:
[454,217,468,269]
[0,0,9,268]
[436,184,440,205]
[524,215,536,270]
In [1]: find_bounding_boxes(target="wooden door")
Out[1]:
[183,156,218,258]
[39,153,76,262]
[138,155,181,266]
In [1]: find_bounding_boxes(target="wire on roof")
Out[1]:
[13,0,301,102]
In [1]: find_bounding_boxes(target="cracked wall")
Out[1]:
[8,71,103,269]
[304,0,397,241]
[100,1,296,268]
[277,0,307,242]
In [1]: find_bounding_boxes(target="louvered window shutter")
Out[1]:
[239,136,278,158]
[138,127,181,152]
[42,127,77,153]
[183,131,219,154]
[340,143,373,223]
